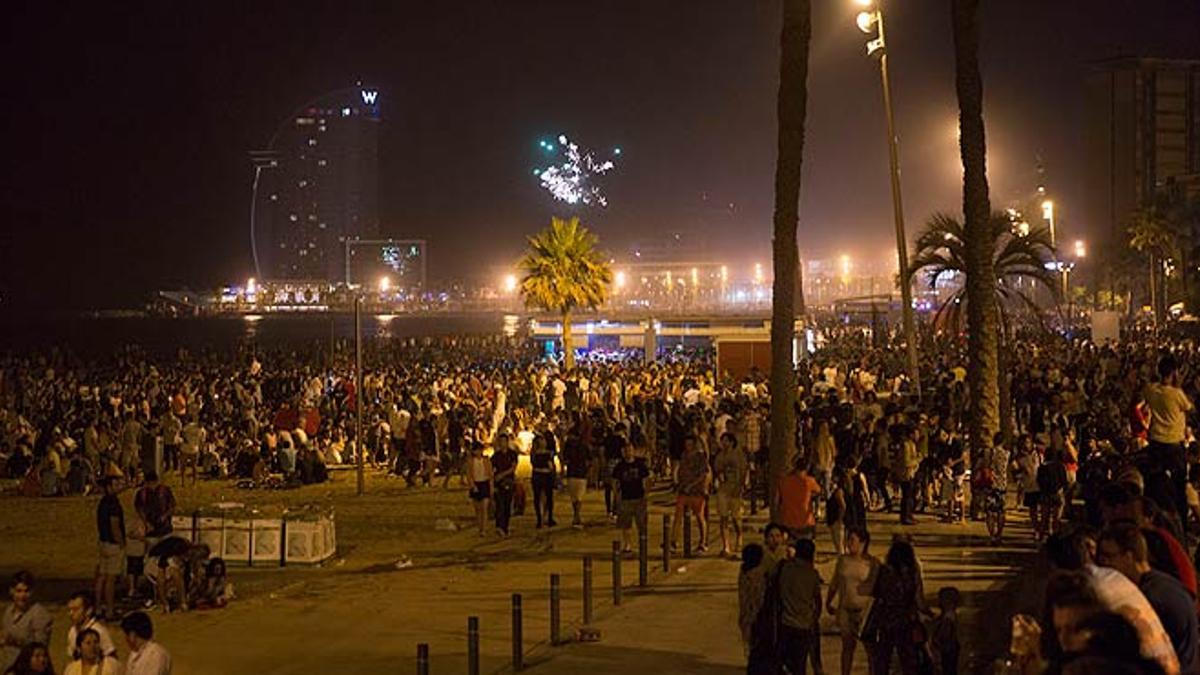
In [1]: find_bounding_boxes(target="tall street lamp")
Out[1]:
[854,0,920,396]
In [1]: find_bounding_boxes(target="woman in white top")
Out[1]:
[64,629,122,675]
[466,441,494,537]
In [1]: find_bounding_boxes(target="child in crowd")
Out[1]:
[930,586,961,675]
[194,557,234,609]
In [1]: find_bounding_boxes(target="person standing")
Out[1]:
[825,527,878,675]
[491,434,518,537]
[776,454,821,542]
[2,573,53,673]
[529,433,557,529]
[671,435,711,553]
[119,613,169,675]
[713,432,747,559]
[132,474,174,550]
[465,442,493,537]
[94,479,124,620]
[178,417,204,488]
[1143,355,1193,538]
[612,438,649,554]
[562,422,590,529]
[862,539,926,675]
[776,539,823,675]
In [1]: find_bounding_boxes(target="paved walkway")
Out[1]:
[519,505,1040,675]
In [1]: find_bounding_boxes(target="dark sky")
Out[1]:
[3,0,1198,310]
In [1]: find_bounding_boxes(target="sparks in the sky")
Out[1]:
[533,134,619,207]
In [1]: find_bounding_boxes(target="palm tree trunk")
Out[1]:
[562,311,574,369]
[952,0,1000,457]
[1149,254,1157,328]
[768,0,811,521]
[998,317,1012,446]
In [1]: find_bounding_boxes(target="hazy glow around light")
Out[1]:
[614,270,627,288]
[503,274,518,293]
[856,10,876,33]
[246,277,257,294]
[378,276,391,292]
[853,0,873,7]
[1074,240,1087,258]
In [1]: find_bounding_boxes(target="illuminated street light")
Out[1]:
[690,267,699,286]
[503,274,518,293]
[1074,240,1086,258]
[851,0,919,392]
[856,11,877,34]
[720,265,728,282]
[378,276,391,293]
[840,254,852,279]
[754,263,765,285]
[614,270,627,289]
[246,277,257,295]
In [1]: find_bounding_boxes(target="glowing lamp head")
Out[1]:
[856,10,877,33]
[1074,240,1086,258]
[378,276,391,292]
[614,270,627,289]
[246,277,257,294]
[853,0,874,7]
[720,265,728,282]
[1041,200,1054,220]
[503,274,518,293]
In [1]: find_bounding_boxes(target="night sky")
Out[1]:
[3,1,1198,310]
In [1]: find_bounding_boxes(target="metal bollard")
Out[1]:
[467,616,479,675]
[512,593,524,671]
[550,573,561,645]
[611,540,622,606]
[683,509,692,559]
[662,514,671,572]
[416,643,429,675]
[638,519,648,587]
[583,556,594,625]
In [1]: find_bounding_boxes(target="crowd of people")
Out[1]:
[6,326,1200,673]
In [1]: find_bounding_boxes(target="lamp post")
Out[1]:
[854,0,920,396]
[354,293,364,496]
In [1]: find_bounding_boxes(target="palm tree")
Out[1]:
[951,0,999,456]
[768,0,812,520]
[909,212,1058,329]
[519,217,612,370]
[1127,202,1174,325]
[909,212,1058,441]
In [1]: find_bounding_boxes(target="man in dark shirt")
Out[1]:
[612,438,649,553]
[95,478,125,619]
[1099,523,1199,674]
[134,472,175,545]
[776,538,822,675]
[562,425,591,528]
[491,434,519,537]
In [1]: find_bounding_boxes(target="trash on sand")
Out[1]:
[675,566,688,574]
[394,556,414,569]
[435,518,458,532]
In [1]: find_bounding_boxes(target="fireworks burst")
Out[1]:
[532,134,619,207]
